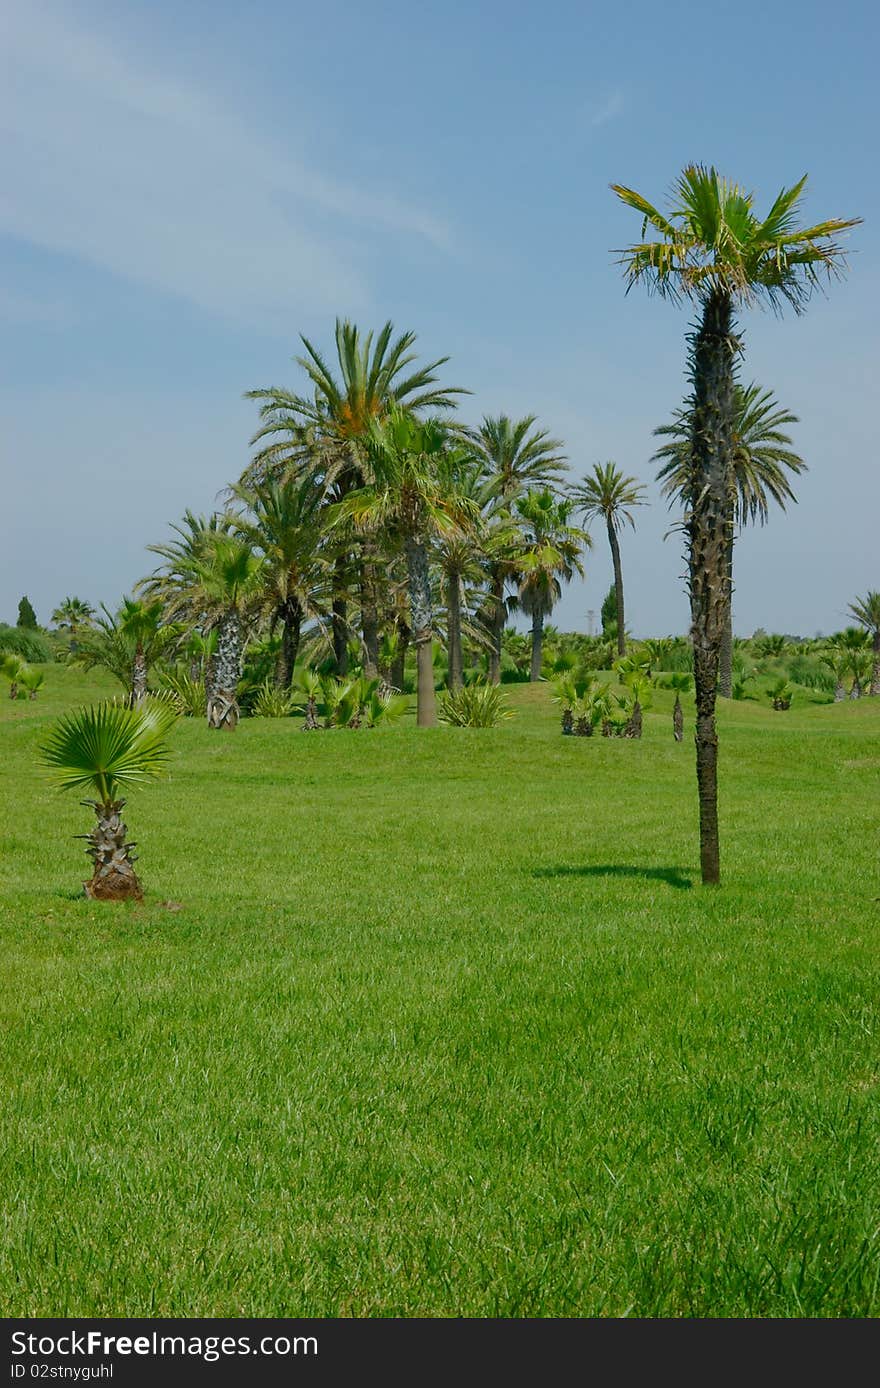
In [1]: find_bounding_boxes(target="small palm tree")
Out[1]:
[613,164,859,883]
[51,597,95,652]
[665,671,693,742]
[39,699,177,900]
[570,463,646,657]
[72,599,177,705]
[848,591,880,696]
[514,489,590,680]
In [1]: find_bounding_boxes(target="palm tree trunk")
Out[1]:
[131,645,148,706]
[331,554,349,676]
[81,798,143,901]
[447,572,463,690]
[673,694,683,743]
[207,611,242,731]
[404,535,436,727]
[834,679,845,703]
[871,634,880,696]
[487,572,505,684]
[274,603,302,690]
[689,288,737,886]
[530,611,545,682]
[719,528,735,698]
[607,519,626,657]
[360,552,380,680]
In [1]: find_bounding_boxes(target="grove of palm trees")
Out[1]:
[3,158,878,1326]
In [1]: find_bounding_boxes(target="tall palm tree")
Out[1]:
[435,466,496,690]
[229,476,329,690]
[570,463,645,657]
[514,489,590,680]
[469,416,566,682]
[613,164,859,883]
[653,382,806,695]
[332,410,477,727]
[847,591,880,696]
[39,698,176,900]
[246,320,468,675]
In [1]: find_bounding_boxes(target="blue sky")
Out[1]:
[1,0,877,637]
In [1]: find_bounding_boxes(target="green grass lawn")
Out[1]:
[2,667,879,1316]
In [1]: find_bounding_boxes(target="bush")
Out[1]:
[0,625,53,663]
[252,680,293,718]
[158,667,207,717]
[438,683,514,728]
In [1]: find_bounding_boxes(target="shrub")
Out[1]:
[252,680,293,718]
[0,624,53,663]
[438,683,513,728]
[158,667,207,717]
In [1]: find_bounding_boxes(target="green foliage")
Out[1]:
[0,624,53,663]
[438,682,514,727]
[19,667,45,699]
[39,698,177,805]
[600,584,617,638]
[252,680,293,718]
[158,667,207,718]
[17,596,38,629]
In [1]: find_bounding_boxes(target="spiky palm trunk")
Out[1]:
[850,675,862,699]
[607,519,627,657]
[80,798,142,901]
[530,611,545,682]
[131,645,148,706]
[625,700,642,738]
[871,634,880,696]
[673,694,683,743]
[446,571,464,690]
[834,679,845,703]
[207,611,242,731]
[689,288,737,886]
[404,534,436,727]
[719,530,735,697]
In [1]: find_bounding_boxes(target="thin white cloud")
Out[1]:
[589,89,625,129]
[0,2,452,326]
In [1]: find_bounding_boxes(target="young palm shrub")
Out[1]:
[552,669,599,734]
[848,591,880,696]
[438,683,513,728]
[253,680,293,718]
[291,668,322,730]
[2,653,26,699]
[767,678,793,711]
[158,666,207,717]
[19,666,45,700]
[39,698,177,901]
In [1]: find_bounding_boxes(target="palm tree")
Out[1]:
[653,382,806,695]
[73,599,176,705]
[332,410,477,727]
[246,319,468,675]
[848,592,880,696]
[665,671,693,742]
[570,463,646,657]
[51,597,95,652]
[39,698,176,900]
[468,416,567,682]
[182,536,264,730]
[514,490,590,680]
[229,476,329,690]
[613,165,859,883]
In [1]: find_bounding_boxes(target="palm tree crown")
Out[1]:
[612,165,860,311]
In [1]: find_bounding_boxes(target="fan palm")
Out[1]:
[847,591,880,696]
[39,698,177,900]
[653,381,806,695]
[332,410,478,727]
[613,164,859,883]
[514,490,590,680]
[570,463,645,657]
[51,597,95,652]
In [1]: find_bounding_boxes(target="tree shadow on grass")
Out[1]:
[534,864,693,891]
